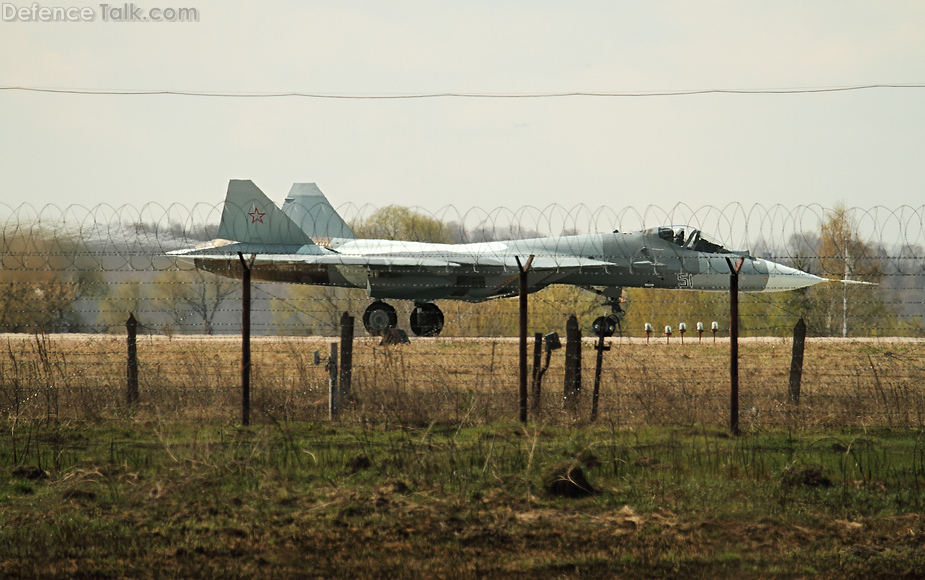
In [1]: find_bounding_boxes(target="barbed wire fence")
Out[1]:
[2,202,924,428]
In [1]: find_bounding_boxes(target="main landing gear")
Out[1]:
[410,302,444,337]
[362,301,445,337]
[362,301,397,334]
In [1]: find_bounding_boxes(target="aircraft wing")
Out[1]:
[474,256,618,270]
[171,250,461,269]
[171,249,619,271]
[251,254,461,268]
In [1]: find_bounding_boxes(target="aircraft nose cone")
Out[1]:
[762,261,827,291]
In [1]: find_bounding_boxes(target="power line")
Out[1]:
[1,84,924,99]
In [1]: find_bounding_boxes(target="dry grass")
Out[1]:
[2,332,924,429]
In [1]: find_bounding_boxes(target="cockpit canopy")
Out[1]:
[653,226,731,254]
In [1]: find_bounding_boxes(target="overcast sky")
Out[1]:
[2,1,924,224]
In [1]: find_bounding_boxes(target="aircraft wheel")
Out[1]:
[363,301,398,334]
[410,303,444,337]
[592,315,618,338]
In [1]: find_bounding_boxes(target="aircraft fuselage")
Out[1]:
[191,226,821,303]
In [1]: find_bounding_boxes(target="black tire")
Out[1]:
[592,315,618,338]
[410,303,444,337]
[363,301,398,334]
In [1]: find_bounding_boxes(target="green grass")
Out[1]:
[3,419,925,577]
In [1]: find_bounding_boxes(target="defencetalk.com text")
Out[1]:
[2,3,199,22]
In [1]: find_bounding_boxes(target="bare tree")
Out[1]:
[152,270,238,334]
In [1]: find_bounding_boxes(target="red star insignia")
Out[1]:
[248,207,266,224]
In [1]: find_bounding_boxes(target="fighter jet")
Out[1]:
[169,180,826,337]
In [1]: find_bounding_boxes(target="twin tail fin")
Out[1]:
[216,180,354,246]
[217,180,315,246]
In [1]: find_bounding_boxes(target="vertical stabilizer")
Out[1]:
[282,183,356,240]
[216,180,314,246]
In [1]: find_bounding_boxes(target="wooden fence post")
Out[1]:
[126,313,138,407]
[532,332,560,420]
[563,315,582,415]
[789,317,806,404]
[328,342,339,419]
[339,312,354,406]
[530,332,542,418]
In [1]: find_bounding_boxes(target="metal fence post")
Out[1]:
[238,253,254,427]
[789,317,806,404]
[517,256,534,423]
[726,257,744,436]
[126,313,138,407]
[590,323,609,422]
[564,315,581,415]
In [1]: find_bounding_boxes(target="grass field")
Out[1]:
[3,420,925,578]
[3,334,925,577]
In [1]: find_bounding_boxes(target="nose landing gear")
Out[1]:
[591,314,620,338]
[587,287,625,338]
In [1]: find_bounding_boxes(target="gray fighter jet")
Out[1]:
[170,180,826,336]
